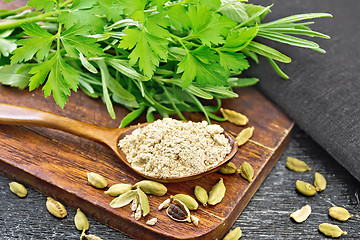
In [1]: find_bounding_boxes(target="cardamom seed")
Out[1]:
[130,195,139,212]
[134,204,142,220]
[218,162,237,175]
[194,186,208,206]
[9,181,27,198]
[83,234,103,240]
[158,198,171,210]
[314,172,326,192]
[137,188,150,217]
[220,108,248,126]
[290,205,311,223]
[46,197,67,218]
[223,227,242,240]
[87,172,108,189]
[329,206,353,221]
[295,180,317,197]
[286,157,311,172]
[319,223,347,238]
[208,178,226,205]
[146,218,158,226]
[172,194,198,210]
[110,190,137,208]
[133,180,167,196]
[166,199,191,222]
[239,161,254,182]
[191,215,199,227]
[74,208,89,231]
[236,127,254,146]
[105,183,132,197]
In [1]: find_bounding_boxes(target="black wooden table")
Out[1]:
[1,125,359,239]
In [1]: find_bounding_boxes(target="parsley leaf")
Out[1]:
[144,13,170,38]
[0,64,31,89]
[119,28,168,77]
[165,5,191,31]
[61,25,103,57]
[11,22,55,64]
[221,27,258,52]
[94,0,124,22]
[219,51,249,73]
[70,0,99,10]
[177,46,228,88]
[0,30,16,57]
[188,5,236,46]
[28,52,79,108]
[220,0,249,23]
[59,8,105,34]
[150,0,167,10]
[27,0,56,13]
[118,0,147,23]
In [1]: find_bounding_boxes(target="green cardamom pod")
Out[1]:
[110,190,137,208]
[208,178,226,205]
[319,223,347,238]
[46,197,67,218]
[220,108,248,126]
[329,206,353,221]
[218,162,237,175]
[295,180,317,197]
[239,161,254,182]
[133,180,167,196]
[166,199,191,223]
[137,188,150,217]
[105,183,132,197]
[74,208,89,231]
[87,172,108,189]
[194,186,208,206]
[314,172,326,192]
[223,227,242,240]
[236,127,254,146]
[286,157,311,172]
[172,194,198,210]
[9,182,27,198]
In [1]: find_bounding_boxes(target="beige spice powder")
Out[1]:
[118,118,231,178]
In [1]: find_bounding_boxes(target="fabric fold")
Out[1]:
[247,0,360,181]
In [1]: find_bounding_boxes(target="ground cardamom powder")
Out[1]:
[118,118,231,178]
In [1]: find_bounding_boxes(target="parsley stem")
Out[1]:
[170,33,188,51]
[187,93,211,124]
[159,83,186,121]
[0,5,30,18]
[56,23,62,52]
[59,0,74,8]
[0,11,55,30]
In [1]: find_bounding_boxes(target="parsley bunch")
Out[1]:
[0,0,331,126]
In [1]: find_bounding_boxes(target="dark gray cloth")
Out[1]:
[247,0,360,181]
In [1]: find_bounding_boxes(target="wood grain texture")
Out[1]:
[1,126,359,239]
[0,82,293,239]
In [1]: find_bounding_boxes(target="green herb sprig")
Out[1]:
[0,0,331,126]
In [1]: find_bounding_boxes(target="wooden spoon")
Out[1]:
[0,103,238,182]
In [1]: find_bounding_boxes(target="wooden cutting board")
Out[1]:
[0,84,293,239]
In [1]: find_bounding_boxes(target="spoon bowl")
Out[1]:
[0,103,238,182]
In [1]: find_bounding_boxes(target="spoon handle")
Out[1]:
[0,103,122,148]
